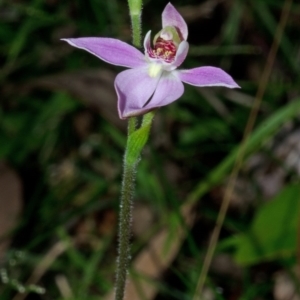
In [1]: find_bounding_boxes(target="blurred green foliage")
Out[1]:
[232,184,300,265]
[0,0,300,299]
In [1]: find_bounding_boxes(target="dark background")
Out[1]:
[0,0,300,299]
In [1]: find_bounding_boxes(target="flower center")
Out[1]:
[148,37,177,63]
[148,63,162,78]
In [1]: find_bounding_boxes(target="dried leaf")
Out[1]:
[0,162,22,258]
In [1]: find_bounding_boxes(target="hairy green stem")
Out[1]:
[114,112,154,300]
[114,160,136,300]
[130,14,141,47]
[114,117,136,300]
[114,2,144,298]
[128,0,142,47]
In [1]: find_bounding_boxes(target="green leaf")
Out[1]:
[125,111,155,165]
[233,184,300,265]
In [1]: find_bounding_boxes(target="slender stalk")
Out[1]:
[128,0,142,47]
[128,116,137,133]
[115,112,154,300]
[114,117,137,300]
[115,152,136,300]
[114,2,144,299]
[130,14,141,47]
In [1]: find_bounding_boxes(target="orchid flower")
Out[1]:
[62,3,239,120]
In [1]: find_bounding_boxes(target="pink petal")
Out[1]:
[162,3,188,41]
[144,72,184,110]
[143,31,154,61]
[177,67,240,88]
[61,37,146,68]
[115,68,160,119]
[143,31,151,53]
[165,40,189,71]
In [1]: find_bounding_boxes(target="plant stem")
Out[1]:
[114,2,144,298]
[115,117,136,300]
[114,112,154,300]
[130,14,141,47]
[115,160,136,299]
[128,0,142,47]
